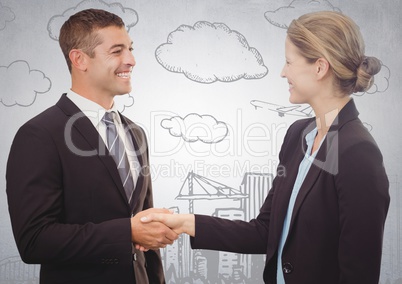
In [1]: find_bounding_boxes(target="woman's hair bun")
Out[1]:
[354,56,382,93]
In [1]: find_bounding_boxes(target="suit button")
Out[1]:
[282,262,293,274]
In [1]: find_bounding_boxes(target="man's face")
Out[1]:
[86,26,135,100]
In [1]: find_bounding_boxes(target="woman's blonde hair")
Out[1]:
[287,11,381,94]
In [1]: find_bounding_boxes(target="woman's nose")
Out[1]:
[280,65,286,78]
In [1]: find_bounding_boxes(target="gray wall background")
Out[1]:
[0,0,401,283]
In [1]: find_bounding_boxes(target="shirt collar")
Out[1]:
[66,90,120,127]
[305,127,318,157]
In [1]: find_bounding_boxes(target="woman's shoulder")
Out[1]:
[338,118,379,149]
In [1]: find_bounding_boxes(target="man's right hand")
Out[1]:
[131,208,178,250]
[140,212,195,237]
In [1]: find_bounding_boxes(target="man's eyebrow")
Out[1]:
[109,44,125,50]
[109,42,133,50]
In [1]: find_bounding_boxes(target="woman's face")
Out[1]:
[281,36,318,105]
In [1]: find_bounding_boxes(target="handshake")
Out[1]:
[130,208,195,251]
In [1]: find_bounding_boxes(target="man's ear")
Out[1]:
[315,58,330,79]
[69,49,88,72]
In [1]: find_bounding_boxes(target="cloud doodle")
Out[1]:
[47,0,139,40]
[114,93,134,113]
[0,2,15,30]
[161,113,228,143]
[155,21,268,83]
[0,61,52,107]
[264,0,341,29]
[363,122,373,132]
[354,63,391,96]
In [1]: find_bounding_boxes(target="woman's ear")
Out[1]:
[69,49,88,72]
[315,58,330,79]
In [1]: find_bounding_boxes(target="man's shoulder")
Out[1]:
[26,103,64,126]
[19,95,70,132]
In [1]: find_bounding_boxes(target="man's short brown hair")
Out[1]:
[59,9,125,72]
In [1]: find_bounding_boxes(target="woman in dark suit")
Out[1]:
[142,11,390,284]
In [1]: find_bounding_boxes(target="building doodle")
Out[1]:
[161,172,273,284]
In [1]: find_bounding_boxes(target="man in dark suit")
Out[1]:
[6,9,177,284]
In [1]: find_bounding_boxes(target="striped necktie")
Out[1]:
[102,112,135,204]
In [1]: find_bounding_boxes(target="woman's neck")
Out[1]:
[311,95,351,137]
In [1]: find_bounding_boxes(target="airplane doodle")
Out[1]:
[250,100,313,117]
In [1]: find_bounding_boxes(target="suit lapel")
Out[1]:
[56,94,130,206]
[287,99,360,234]
[273,150,303,230]
[268,119,313,259]
[289,159,322,231]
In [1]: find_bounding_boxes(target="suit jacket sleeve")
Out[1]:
[189,122,295,254]
[190,196,271,254]
[6,121,133,265]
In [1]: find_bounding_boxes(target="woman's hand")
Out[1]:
[140,213,195,237]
